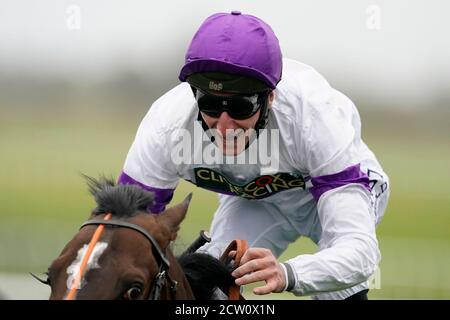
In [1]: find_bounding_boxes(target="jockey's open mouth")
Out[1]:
[213,128,254,156]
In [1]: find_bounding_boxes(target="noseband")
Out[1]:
[80,218,178,300]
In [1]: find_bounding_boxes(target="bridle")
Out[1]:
[66,214,178,300]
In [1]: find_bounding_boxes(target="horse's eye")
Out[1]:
[123,286,142,300]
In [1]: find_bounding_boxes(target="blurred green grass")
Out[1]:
[1,111,449,299]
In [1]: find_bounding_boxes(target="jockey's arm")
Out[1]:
[282,183,380,296]
[117,95,181,213]
[231,182,380,296]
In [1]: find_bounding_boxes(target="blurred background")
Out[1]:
[0,0,449,299]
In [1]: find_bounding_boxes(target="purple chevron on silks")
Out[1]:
[118,171,174,213]
[310,164,371,201]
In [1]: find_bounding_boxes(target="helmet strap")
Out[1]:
[254,94,271,136]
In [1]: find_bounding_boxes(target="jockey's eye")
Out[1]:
[123,285,143,300]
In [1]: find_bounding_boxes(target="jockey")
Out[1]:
[118,11,390,300]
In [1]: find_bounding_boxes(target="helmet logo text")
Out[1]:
[209,81,223,91]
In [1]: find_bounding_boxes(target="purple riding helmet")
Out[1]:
[179,11,283,131]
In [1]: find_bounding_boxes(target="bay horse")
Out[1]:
[37,176,237,300]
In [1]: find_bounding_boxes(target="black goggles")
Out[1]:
[192,87,270,120]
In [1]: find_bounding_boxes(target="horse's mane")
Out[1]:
[84,175,235,299]
[177,252,235,300]
[84,175,154,217]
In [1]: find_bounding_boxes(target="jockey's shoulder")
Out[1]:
[277,58,333,106]
[144,83,197,133]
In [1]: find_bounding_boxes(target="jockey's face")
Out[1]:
[200,91,274,156]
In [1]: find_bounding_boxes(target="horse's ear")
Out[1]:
[158,193,192,241]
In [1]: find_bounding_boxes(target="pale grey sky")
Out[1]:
[0,0,449,109]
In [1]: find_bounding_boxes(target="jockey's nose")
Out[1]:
[215,111,238,137]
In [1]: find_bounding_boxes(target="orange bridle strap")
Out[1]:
[65,213,112,300]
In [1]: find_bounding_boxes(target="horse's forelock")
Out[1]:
[83,175,155,217]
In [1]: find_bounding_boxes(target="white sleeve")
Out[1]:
[285,184,380,296]
[122,101,179,189]
[284,88,381,296]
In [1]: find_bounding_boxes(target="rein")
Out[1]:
[220,239,249,300]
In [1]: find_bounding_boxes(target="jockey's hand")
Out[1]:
[229,247,286,295]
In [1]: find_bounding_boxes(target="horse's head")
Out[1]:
[46,176,194,300]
